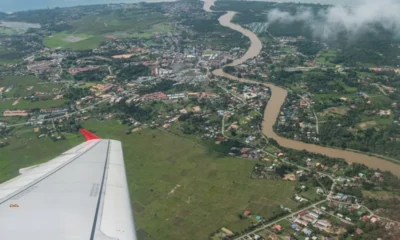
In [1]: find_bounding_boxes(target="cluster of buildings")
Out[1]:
[3,110,30,117]
[68,66,100,75]
[276,93,319,142]
[292,208,332,232]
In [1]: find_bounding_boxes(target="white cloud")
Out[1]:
[266,0,400,40]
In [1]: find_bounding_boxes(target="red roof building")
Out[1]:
[362,215,370,222]
[273,225,282,231]
[142,92,168,101]
[298,211,308,216]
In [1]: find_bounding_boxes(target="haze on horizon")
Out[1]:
[0,0,171,13]
[4,0,400,12]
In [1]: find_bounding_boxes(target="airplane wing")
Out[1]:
[0,129,137,240]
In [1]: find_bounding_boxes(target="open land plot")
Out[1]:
[76,82,100,89]
[362,190,397,199]
[44,12,171,50]
[336,80,357,93]
[0,99,67,111]
[359,115,393,128]
[369,95,393,108]
[315,49,337,66]
[0,75,38,87]
[69,12,170,35]
[314,92,358,101]
[358,121,377,130]
[328,80,357,93]
[0,76,62,98]
[319,106,349,117]
[43,31,104,50]
[0,119,298,239]
[117,129,298,239]
[115,22,173,39]
[0,131,83,183]
[0,46,23,64]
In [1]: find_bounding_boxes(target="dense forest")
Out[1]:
[116,64,151,81]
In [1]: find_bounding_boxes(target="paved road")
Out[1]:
[5,91,136,128]
[235,199,327,239]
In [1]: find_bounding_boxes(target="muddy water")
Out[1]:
[203,0,400,176]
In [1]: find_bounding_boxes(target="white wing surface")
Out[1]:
[0,133,136,240]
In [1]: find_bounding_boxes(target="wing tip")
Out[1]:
[79,128,101,141]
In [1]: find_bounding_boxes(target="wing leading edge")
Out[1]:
[0,138,136,240]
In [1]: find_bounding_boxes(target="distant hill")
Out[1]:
[0,0,169,13]
[0,12,8,19]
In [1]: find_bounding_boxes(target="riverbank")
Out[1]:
[203,0,400,176]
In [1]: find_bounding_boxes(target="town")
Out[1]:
[0,0,400,239]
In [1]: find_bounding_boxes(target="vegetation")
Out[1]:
[0,120,298,239]
[116,64,151,81]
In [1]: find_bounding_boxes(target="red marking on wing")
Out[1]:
[79,128,101,141]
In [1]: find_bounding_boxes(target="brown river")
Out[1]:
[203,0,400,176]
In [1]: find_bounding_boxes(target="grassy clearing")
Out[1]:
[362,190,396,199]
[0,46,22,64]
[0,76,65,110]
[359,116,393,127]
[0,99,67,111]
[0,75,62,98]
[314,92,357,101]
[0,120,298,239]
[69,13,169,35]
[0,130,83,183]
[116,22,172,39]
[43,32,105,50]
[336,80,357,93]
[369,95,393,108]
[0,59,20,65]
[76,82,99,89]
[358,121,377,130]
[319,106,349,117]
[44,12,171,50]
[315,49,337,66]
[0,75,37,87]
[120,128,298,239]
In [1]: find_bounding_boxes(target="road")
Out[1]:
[5,91,136,128]
[298,94,319,135]
[235,199,327,239]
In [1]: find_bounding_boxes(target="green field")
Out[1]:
[315,49,337,66]
[314,92,357,101]
[0,99,67,111]
[0,46,22,65]
[115,22,172,39]
[0,75,66,110]
[0,131,83,183]
[43,12,171,50]
[69,13,169,35]
[0,75,62,97]
[43,32,105,50]
[0,120,298,239]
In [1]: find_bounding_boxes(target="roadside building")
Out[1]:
[273,225,282,232]
[302,228,312,236]
[3,110,30,117]
[142,92,168,101]
[221,227,233,236]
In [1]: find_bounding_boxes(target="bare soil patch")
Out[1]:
[283,173,297,181]
[359,121,377,130]
[319,106,349,117]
